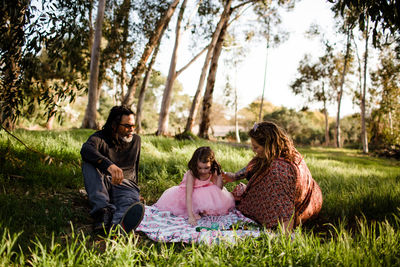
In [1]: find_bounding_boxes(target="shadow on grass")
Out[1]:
[0,186,91,251]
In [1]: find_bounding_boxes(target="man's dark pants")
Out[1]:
[82,161,140,225]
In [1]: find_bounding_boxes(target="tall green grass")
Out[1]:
[1,129,400,265]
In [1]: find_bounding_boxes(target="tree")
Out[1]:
[0,1,29,129]
[122,0,181,107]
[360,15,370,153]
[135,42,161,134]
[330,0,400,54]
[369,45,400,148]
[185,0,233,134]
[290,44,336,146]
[196,0,293,138]
[334,20,354,147]
[198,6,231,139]
[1,0,91,129]
[81,0,106,129]
[157,0,189,135]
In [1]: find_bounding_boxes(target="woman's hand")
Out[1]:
[221,172,235,184]
[232,182,246,201]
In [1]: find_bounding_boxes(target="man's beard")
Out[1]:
[120,135,133,143]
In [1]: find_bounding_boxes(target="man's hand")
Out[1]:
[107,164,124,185]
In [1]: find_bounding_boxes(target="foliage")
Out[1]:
[174,131,199,141]
[225,130,249,143]
[238,99,277,128]
[263,107,325,146]
[290,43,337,111]
[331,0,400,53]
[0,0,91,127]
[1,130,400,265]
[338,113,362,148]
[369,45,400,150]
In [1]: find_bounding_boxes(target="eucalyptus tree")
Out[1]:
[184,0,233,134]
[121,0,181,107]
[0,1,30,129]
[290,44,336,146]
[81,0,106,129]
[336,26,352,147]
[221,32,246,142]
[1,0,92,130]
[135,42,161,134]
[330,0,400,55]
[197,0,293,138]
[369,46,400,148]
[331,0,387,152]
[156,0,189,135]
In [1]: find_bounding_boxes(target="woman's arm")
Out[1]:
[222,167,247,183]
[185,174,197,226]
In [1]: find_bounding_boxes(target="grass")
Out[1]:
[1,129,400,265]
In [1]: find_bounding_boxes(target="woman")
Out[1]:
[223,121,323,232]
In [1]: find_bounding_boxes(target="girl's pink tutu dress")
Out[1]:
[154,171,235,217]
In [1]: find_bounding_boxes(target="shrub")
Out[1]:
[225,130,249,142]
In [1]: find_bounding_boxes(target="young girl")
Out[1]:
[154,146,235,226]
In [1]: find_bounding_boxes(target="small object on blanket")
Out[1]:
[228,220,261,231]
[195,222,219,232]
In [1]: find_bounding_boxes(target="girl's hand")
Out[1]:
[188,216,198,226]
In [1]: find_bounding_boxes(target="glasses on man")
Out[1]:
[119,124,136,129]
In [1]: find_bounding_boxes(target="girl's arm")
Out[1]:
[185,174,198,226]
[211,173,223,189]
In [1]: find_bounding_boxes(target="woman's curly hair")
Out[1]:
[248,121,299,174]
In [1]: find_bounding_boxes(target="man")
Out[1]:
[81,105,144,234]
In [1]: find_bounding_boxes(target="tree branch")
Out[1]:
[176,45,209,77]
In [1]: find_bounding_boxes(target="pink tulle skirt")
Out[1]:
[154,184,235,217]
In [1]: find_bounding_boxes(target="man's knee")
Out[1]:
[82,161,99,178]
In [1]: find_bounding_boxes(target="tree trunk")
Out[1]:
[234,82,240,143]
[323,104,329,146]
[184,0,233,133]
[335,24,352,147]
[118,0,131,104]
[258,19,270,122]
[46,112,55,130]
[321,83,330,146]
[122,0,180,107]
[135,42,162,134]
[198,17,229,139]
[81,0,106,129]
[157,0,188,136]
[361,18,369,153]
[119,56,127,104]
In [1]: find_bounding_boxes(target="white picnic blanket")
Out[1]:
[136,205,272,244]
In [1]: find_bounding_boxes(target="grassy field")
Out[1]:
[1,129,400,266]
